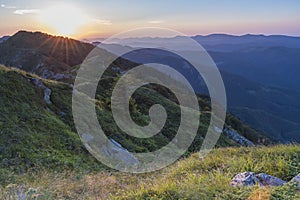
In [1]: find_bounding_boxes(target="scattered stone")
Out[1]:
[32,63,44,73]
[256,173,286,186]
[230,172,258,186]
[32,78,46,89]
[52,73,75,80]
[40,69,54,79]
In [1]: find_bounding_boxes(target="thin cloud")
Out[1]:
[92,19,112,25]
[1,4,16,9]
[14,9,40,15]
[148,20,164,24]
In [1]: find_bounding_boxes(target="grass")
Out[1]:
[0,65,293,199]
[0,64,270,173]
[0,145,299,199]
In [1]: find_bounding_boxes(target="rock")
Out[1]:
[52,73,75,80]
[224,127,254,147]
[40,69,54,79]
[214,126,222,134]
[231,172,287,187]
[32,78,52,104]
[256,173,286,186]
[110,139,123,148]
[101,139,140,167]
[230,172,258,186]
[290,173,300,187]
[44,88,52,104]
[32,78,46,89]
[32,63,44,73]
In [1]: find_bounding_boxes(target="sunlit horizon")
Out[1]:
[1,0,300,39]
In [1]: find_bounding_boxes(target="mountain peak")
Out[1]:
[0,30,95,78]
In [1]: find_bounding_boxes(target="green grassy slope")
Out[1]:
[0,66,101,174]
[0,145,299,199]
[0,64,270,175]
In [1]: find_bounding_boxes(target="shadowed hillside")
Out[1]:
[0,31,94,78]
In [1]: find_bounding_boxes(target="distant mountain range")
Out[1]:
[0,31,299,143]
[99,34,300,143]
[97,33,300,51]
[192,34,300,51]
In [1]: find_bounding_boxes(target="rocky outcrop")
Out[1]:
[43,88,52,104]
[32,63,44,73]
[256,173,286,186]
[231,172,289,187]
[40,69,54,79]
[32,78,52,104]
[81,134,140,167]
[230,172,258,186]
[102,139,139,166]
[224,128,254,147]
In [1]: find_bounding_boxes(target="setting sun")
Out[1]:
[39,4,87,36]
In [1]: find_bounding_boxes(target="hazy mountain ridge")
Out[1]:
[95,33,300,52]
[192,34,300,51]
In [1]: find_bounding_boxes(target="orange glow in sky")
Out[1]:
[0,0,300,39]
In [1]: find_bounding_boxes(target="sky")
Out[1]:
[0,0,300,39]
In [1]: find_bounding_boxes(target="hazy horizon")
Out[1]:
[2,30,300,41]
[1,0,300,39]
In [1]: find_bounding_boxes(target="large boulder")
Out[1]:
[256,173,286,186]
[230,172,258,186]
